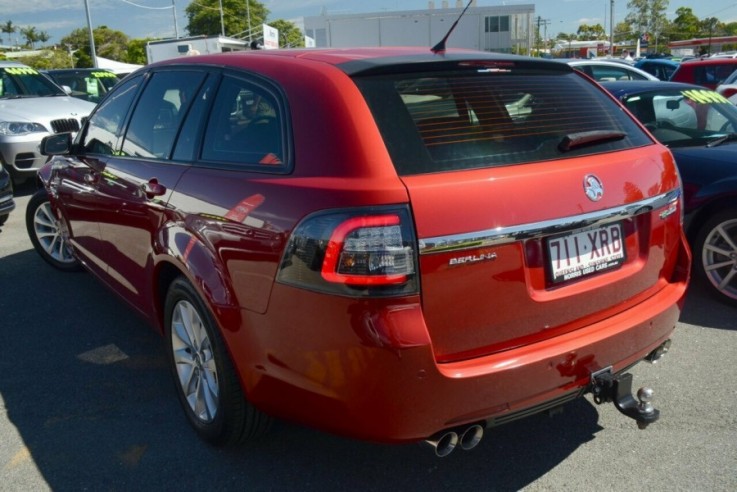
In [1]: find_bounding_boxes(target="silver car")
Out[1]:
[1,61,96,185]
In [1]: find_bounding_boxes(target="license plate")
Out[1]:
[547,222,626,284]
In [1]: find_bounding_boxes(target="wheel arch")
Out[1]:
[153,227,243,337]
[686,195,737,243]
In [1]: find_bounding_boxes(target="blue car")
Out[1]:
[603,80,737,306]
[634,58,680,81]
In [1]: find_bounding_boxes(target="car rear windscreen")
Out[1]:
[354,67,651,175]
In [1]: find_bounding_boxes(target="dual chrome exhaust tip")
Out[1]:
[425,423,485,457]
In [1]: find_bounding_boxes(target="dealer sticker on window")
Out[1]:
[547,222,626,284]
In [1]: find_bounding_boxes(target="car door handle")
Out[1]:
[142,178,166,198]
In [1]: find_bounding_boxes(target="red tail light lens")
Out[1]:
[277,206,418,297]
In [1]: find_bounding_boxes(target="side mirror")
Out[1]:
[61,85,73,95]
[41,132,73,156]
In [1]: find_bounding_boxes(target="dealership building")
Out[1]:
[303,1,535,54]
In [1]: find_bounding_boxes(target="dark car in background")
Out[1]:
[44,68,121,104]
[27,48,688,454]
[0,162,15,226]
[603,80,737,306]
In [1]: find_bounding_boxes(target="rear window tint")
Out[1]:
[355,69,651,175]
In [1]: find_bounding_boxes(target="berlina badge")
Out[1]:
[583,174,604,202]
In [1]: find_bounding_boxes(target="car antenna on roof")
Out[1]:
[431,0,474,54]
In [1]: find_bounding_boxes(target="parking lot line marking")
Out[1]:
[77,344,129,365]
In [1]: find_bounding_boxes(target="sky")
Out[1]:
[1,0,736,47]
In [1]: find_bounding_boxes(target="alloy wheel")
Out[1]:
[32,201,76,265]
[701,217,737,302]
[171,299,220,423]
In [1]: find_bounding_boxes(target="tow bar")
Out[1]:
[591,367,659,429]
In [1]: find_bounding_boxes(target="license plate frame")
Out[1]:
[546,222,626,284]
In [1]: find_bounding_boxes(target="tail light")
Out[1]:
[277,206,419,297]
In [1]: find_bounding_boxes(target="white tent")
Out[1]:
[95,56,144,76]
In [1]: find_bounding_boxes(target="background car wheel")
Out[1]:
[25,189,82,272]
[164,277,271,446]
[694,208,737,306]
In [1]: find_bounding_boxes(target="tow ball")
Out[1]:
[590,368,659,429]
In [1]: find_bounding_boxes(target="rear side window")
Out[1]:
[201,75,287,170]
[355,69,651,175]
[691,64,737,87]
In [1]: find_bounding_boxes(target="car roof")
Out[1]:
[0,60,28,68]
[680,57,737,65]
[155,47,575,76]
[46,68,116,74]
[599,80,705,99]
[635,58,679,67]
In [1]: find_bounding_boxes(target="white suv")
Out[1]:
[0,61,96,185]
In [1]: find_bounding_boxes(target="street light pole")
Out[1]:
[84,0,97,68]
[172,0,179,39]
[218,0,225,36]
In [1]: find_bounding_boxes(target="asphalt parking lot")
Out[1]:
[1,182,736,491]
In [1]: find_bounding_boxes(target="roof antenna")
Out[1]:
[431,0,474,54]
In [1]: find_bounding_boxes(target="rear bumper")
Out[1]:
[235,234,690,444]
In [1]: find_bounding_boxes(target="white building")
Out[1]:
[304,1,535,54]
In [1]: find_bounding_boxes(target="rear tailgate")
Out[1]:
[404,148,681,361]
[352,58,683,362]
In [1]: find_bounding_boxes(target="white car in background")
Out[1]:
[562,59,659,82]
[716,68,737,104]
[1,61,96,185]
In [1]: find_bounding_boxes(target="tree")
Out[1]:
[17,48,74,69]
[126,38,153,65]
[61,26,130,67]
[2,20,16,46]
[20,26,49,49]
[668,7,700,41]
[577,23,606,41]
[268,19,304,48]
[625,0,669,38]
[613,20,634,43]
[185,0,269,38]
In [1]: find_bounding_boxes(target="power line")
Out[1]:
[118,0,173,10]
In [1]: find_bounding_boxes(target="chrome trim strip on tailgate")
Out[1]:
[419,189,681,255]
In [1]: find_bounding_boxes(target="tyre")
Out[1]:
[164,277,271,445]
[25,189,82,271]
[693,208,737,306]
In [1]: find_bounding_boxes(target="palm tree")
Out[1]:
[20,26,38,49]
[2,20,16,46]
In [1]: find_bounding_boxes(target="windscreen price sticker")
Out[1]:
[547,222,626,284]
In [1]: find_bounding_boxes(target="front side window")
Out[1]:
[355,66,650,175]
[201,75,286,170]
[121,70,206,159]
[81,75,143,155]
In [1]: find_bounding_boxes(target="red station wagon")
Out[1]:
[27,47,690,456]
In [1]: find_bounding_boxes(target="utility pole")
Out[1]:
[172,0,179,39]
[609,0,614,57]
[536,16,551,54]
[83,0,97,68]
